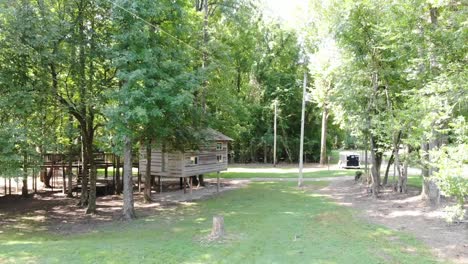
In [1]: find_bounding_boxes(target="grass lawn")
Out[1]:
[206,169,355,179]
[407,176,423,189]
[0,182,438,264]
[383,176,423,189]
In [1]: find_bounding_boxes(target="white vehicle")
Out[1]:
[338,152,360,169]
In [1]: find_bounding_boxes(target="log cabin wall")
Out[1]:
[183,141,228,177]
[139,149,184,177]
[139,141,229,178]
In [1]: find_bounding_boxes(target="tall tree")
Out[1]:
[110,0,200,215]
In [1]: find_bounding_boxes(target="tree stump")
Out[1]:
[210,215,225,239]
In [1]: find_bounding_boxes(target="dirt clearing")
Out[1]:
[0,179,248,235]
[317,179,468,264]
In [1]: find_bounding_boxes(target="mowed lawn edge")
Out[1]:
[206,169,355,179]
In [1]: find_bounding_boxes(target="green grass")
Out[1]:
[384,176,423,189]
[329,149,340,164]
[206,169,355,179]
[407,176,423,189]
[0,182,438,264]
[407,175,467,190]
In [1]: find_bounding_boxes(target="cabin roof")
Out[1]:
[203,128,234,141]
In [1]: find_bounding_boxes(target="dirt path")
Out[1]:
[317,179,468,264]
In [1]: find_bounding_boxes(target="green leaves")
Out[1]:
[109,0,201,148]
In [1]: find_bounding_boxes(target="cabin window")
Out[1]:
[216,142,223,150]
[217,155,226,163]
[189,156,198,165]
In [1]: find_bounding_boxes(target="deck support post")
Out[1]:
[189,176,193,196]
[112,157,116,191]
[62,165,66,194]
[183,177,187,194]
[159,176,162,193]
[217,171,220,193]
[137,172,141,193]
[33,168,37,193]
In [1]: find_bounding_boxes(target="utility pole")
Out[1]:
[273,100,277,167]
[298,70,307,187]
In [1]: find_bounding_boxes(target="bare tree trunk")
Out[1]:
[396,145,405,193]
[143,139,152,203]
[115,156,122,194]
[383,130,402,186]
[86,135,97,214]
[21,153,28,197]
[280,126,293,163]
[421,141,431,198]
[383,154,393,186]
[369,135,381,197]
[426,129,442,206]
[79,135,89,207]
[397,146,409,193]
[364,138,369,177]
[319,107,328,166]
[201,0,209,112]
[67,145,73,198]
[122,135,135,220]
[421,5,441,206]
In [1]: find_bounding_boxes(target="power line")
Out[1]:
[99,0,205,55]
[97,0,244,73]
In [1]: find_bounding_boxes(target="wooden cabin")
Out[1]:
[139,129,233,191]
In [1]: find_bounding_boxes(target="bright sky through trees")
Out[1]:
[262,0,309,27]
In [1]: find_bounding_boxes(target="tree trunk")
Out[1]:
[41,167,53,188]
[421,141,432,198]
[369,135,381,197]
[210,215,225,239]
[67,149,74,198]
[383,130,402,186]
[144,139,152,203]
[422,129,442,206]
[319,107,328,166]
[79,135,89,207]
[401,146,409,193]
[382,153,393,186]
[115,156,122,194]
[280,125,293,163]
[122,135,136,220]
[21,153,28,197]
[364,139,369,178]
[86,133,97,214]
[396,145,407,193]
[198,175,205,187]
[201,0,209,113]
